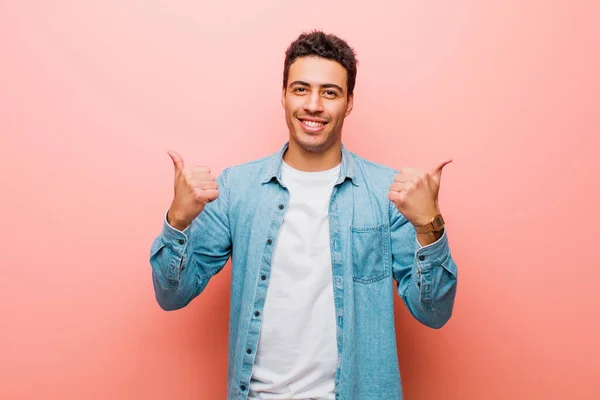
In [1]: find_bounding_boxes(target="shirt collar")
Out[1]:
[261,141,358,186]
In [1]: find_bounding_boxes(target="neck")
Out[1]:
[283,140,342,172]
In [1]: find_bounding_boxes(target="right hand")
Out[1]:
[166,150,219,231]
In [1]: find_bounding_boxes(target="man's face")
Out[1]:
[282,56,354,153]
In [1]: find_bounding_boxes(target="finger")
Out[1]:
[388,190,406,204]
[194,181,218,191]
[431,159,453,180]
[191,166,211,174]
[167,150,185,175]
[186,173,216,182]
[395,169,422,182]
[389,182,414,192]
[398,167,422,176]
[204,189,220,203]
[393,175,414,183]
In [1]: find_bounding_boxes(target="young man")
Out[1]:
[150,30,458,400]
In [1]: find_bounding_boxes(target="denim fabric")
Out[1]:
[149,142,458,400]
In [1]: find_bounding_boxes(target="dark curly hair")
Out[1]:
[283,30,358,96]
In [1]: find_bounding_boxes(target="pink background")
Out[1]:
[1,1,599,399]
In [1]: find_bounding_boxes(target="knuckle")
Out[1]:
[183,171,193,181]
[192,189,204,200]
[188,178,197,186]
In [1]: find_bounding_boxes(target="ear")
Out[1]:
[281,86,286,109]
[345,93,354,117]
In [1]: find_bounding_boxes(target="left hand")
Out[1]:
[388,159,452,227]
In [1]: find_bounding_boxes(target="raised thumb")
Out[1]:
[431,159,452,182]
[167,150,185,175]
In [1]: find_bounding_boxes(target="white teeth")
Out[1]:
[303,120,325,127]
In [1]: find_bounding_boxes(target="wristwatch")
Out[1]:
[414,213,445,234]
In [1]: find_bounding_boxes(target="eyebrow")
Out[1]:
[289,80,345,95]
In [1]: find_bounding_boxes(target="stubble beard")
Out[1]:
[289,116,343,154]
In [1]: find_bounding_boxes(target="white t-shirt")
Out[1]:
[248,161,340,400]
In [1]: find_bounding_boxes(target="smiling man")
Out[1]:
[150,30,458,400]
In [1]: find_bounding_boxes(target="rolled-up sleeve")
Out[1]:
[390,204,458,329]
[149,169,232,311]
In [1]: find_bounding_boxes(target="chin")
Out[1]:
[294,132,333,153]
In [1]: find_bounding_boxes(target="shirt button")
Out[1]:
[178,239,184,245]
[279,204,284,210]
[254,311,260,317]
[267,239,273,245]
[335,276,343,288]
[240,384,247,391]
[418,255,425,261]
[247,348,252,354]
[261,275,267,281]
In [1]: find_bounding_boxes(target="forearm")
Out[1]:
[396,229,458,328]
[403,255,457,328]
[149,217,204,310]
[150,169,233,311]
[152,264,204,311]
[167,208,194,232]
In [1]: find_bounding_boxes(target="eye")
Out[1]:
[294,87,307,94]
[323,90,338,98]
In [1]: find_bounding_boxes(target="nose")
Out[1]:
[303,92,324,114]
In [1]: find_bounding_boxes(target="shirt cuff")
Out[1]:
[415,228,450,266]
[161,209,192,246]
[414,229,453,311]
[160,210,192,286]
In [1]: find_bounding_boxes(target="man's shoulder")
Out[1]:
[348,151,398,180]
[220,148,279,184]
[226,151,277,171]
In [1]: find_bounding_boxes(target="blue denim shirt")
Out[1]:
[149,142,458,400]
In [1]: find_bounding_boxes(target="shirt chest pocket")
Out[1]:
[350,223,390,284]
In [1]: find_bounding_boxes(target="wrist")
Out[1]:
[413,212,444,234]
[411,207,440,227]
[167,209,192,231]
[416,229,444,246]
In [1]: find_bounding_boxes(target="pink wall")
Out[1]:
[2,1,599,399]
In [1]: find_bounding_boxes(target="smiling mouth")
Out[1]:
[298,118,328,128]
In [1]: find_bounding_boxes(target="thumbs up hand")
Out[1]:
[388,159,452,228]
[166,150,219,231]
